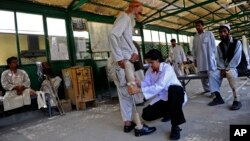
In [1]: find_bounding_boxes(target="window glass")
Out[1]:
[151,30,159,42]
[159,32,166,43]
[72,17,90,60]
[171,33,177,42]
[178,34,183,43]
[183,35,188,43]
[0,10,17,65]
[17,12,44,35]
[0,10,15,33]
[47,18,69,60]
[166,33,172,44]
[143,29,151,42]
[17,12,46,64]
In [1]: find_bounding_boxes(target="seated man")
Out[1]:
[208,24,244,110]
[1,56,32,111]
[184,51,196,74]
[129,49,187,140]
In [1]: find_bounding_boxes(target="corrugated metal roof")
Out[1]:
[29,0,250,38]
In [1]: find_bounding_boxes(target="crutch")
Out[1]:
[44,75,65,115]
[124,61,143,129]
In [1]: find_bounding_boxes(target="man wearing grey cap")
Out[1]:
[208,24,244,110]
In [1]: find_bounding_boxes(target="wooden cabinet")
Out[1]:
[62,66,95,110]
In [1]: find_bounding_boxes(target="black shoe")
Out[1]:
[161,116,171,122]
[124,122,136,133]
[208,97,224,106]
[170,126,182,140]
[230,101,242,110]
[134,124,156,137]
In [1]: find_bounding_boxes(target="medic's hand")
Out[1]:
[128,86,141,95]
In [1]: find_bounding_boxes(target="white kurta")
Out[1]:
[169,45,187,64]
[108,12,141,121]
[1,69,31,111]
[109,12,138,62]
[141,63,187,105]
[169,45,187,76]
[192,30,217,72]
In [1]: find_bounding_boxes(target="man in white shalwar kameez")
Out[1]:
[109,0,156,136]
[168,39,187,76]
[192,20,217,94]
[208,24,243,110]
[1,56,31,111]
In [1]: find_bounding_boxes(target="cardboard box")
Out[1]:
[60,99,72,112]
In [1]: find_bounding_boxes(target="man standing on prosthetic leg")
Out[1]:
[109,0,156,136]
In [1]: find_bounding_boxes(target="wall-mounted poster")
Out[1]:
[88,22,113,52]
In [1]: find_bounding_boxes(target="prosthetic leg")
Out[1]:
[125,61,157,136]
[226,70,242,110]
[124,61,143,129]
[226,70,238,101]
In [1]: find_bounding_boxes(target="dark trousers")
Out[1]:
[142,85,186,126]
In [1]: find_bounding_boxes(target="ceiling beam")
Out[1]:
[67,0,77,10]
[128,0,192,25]
[69,0,89,11]
[203,12,248,30]
[209,21,250,32]
[189,0,224,20]
[144,0,216,24]
[181,11,247,31]
[178,7,223,30]
[124,0,193,25]
[160,0,209,24]
[88,1,124,11]
[142,0,178,23]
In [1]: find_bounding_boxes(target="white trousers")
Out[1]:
[173,63,184,76]
[113,62,144,121]
[209,69,238,100]
[115,84,133,121]
[3,89,31,111]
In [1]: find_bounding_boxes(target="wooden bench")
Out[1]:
[177,70,250,90]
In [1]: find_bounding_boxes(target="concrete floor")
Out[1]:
[0,78,250,141]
